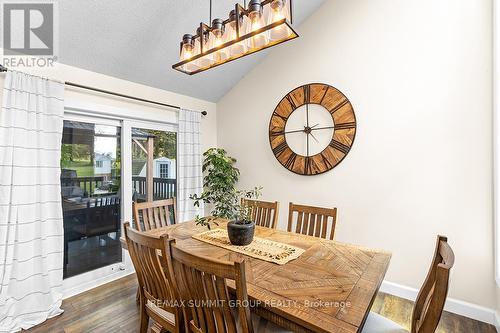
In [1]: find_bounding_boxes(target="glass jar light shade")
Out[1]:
[180,34,195,61]
[226,10,247,57]
[208,19,230,63]
[267,0,293,41]
[179,34,200,72]
[197,29,213,69]
[245,0,269,50]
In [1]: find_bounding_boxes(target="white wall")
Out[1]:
[217,0,495,310]
[494,0,500,326]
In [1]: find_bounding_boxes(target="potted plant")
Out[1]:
[225,187,262,245]
[190,148,262,245]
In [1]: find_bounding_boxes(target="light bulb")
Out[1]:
[226,10,247,57]
[209,19,229,63]
[183,49,192,60]
[179,34,201,72]
[245,0,269,49]
[197,28,212,68]
[270,0,285,21]
[268,0,293,41]
[180,34,194,61]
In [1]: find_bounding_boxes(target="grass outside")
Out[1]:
[61,160,94,177]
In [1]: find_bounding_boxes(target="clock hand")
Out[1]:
[306,103,310,128]
[306,132,309,157]
[277,125,320,136]
[310,132,319,143]
[280,128,307,135]
[310,126,335,131]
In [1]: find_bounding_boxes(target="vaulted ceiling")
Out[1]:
[58,0,326,102]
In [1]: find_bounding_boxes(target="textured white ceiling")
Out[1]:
[58,0,326,102]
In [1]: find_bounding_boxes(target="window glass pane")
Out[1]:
[60,120,122,279]
[131,128,176,228]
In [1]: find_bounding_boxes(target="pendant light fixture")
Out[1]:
[173,0,298,75]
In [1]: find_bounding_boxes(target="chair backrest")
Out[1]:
[411,235,455,333]
[165,240,254,333]
[123,223,181,323]
[133,198,177,231]
[241,198,279,229]
[287,202,338,240]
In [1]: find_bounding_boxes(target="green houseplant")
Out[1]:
[190,148,262,245]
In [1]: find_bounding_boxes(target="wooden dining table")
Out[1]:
[121,220,391,333]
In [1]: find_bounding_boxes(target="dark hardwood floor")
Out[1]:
[371,292,497,333]
[24,274,497,333]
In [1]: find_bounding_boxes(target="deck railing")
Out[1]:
[61,176,107,196]
[61,176,176,200]
[132,176,177,200]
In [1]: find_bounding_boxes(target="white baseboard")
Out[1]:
[495,311,500,333]
[380,280,499,329]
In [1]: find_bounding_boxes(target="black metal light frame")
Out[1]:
[172,0,298,75]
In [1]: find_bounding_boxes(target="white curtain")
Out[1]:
[0,71,65,332]
[177,109,204,222]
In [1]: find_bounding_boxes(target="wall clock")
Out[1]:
[269,83,356,175]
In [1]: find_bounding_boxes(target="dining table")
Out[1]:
[121,220,391,333]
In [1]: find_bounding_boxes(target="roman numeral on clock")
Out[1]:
[334,122,356,130]
[319,86,330,104]
[272,141,288,157]
[329,99,349,114]
[284,153,297,169]
[321,153,333,168]
[269,130,285,137]
[285,95,297,109]
[303,85,310,104]
[272,112,288,123]
[329,139,350,154]
[304,156,312,174]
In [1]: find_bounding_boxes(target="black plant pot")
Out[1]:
[227,221,255,246]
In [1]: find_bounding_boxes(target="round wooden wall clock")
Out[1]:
[269,83,357,175]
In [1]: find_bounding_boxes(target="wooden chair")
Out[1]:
[287,203,338,240]
[133,198,177,232]
[164,240,254,332]
[132,198,177,304]
[363,235,455,333]
[164,240,291,333]
[123,222,183,333]
[241,198,280,229]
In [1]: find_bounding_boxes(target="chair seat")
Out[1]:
[362,312,408,333]
[146,300,176,325]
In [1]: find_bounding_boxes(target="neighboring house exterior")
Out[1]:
[138,157,176,179]
[94,153,113,175]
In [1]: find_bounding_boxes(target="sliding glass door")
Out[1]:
[58,114,177,285]
[60,120,122,278]
[131,128,177,203]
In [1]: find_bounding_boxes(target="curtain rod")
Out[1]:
[0,65,207,116]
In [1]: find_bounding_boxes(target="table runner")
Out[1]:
[192,228,305,265]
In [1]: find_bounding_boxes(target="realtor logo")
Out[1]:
[2,2,56,56]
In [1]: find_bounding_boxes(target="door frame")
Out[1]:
[62,99,178,298]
